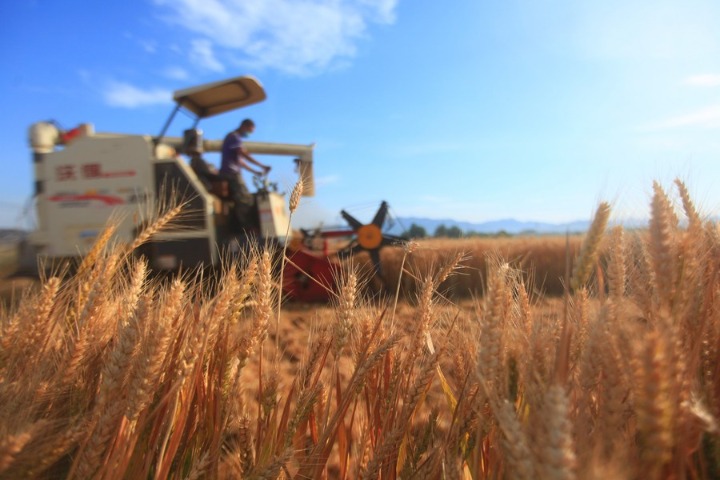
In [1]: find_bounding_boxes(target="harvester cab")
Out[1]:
[26,75,315,272]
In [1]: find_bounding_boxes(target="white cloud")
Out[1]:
[684,74,720,87]
[152,0,399,75]
[123,32,158,54]
[140,40,158,54]
[103,81,173,108]
[356,0,397,23]
[641,105,720,131]
[163,66,189,80]
[189,39,224,72]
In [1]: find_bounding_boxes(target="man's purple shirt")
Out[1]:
[220,131,243,175]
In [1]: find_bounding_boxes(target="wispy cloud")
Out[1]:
[189,39,224,73]
[152,0,399,75]
[162,66,189,80]
[140,40,158,54]
[123,32,158,54]
[684,74,720,87]
[640,104,720,131]
[103,81,173,108]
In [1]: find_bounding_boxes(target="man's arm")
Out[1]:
[240,146,271,175]
[237,158,265,176]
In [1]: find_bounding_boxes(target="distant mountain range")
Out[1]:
[0,217,666,243]
[387,217,649,236]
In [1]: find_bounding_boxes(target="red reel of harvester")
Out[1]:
[283,247,339,302]
[283,201,404,301]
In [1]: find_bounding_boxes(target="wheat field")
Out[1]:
[1,179,719,479]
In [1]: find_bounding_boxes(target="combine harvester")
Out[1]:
[24,75,402,301]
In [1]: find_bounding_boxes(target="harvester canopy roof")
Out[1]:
[173,76,267,119]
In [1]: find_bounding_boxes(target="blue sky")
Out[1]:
[2,0,720,230]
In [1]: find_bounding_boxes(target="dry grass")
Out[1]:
[1,179,719,479]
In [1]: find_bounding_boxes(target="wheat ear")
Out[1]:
[479,261,510,393]
[0,430,32,475]
[494,399,535,480]
[571,202,611,291]
[649,181,679,307]
[333,268,357,357]
[130,204,183,252]
[675,178,702,230]
[76,223,118,278]
[633,329,675,479]
[535,384,577,480]
[17,276,61,364]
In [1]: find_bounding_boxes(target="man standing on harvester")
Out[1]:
[220,118,272,230]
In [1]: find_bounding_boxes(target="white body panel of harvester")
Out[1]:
[29,131,220,265]
[257,192,290,239]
